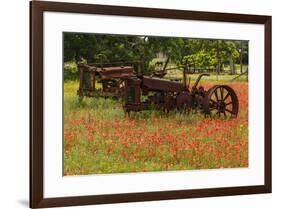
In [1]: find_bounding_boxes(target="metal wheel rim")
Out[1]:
[204,85,239,118]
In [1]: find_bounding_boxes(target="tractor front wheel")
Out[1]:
[203,85,239,118]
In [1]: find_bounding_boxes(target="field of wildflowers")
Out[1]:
[64,78,248,175]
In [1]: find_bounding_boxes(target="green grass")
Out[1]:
[165,68,247,82]
[64,77,248,175]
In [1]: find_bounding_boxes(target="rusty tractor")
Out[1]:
[76,56,189,99]
[77,62,135,98]
[77,61,239,118]
[122,69,239,118]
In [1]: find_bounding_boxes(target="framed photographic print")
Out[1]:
[30,0,272,208]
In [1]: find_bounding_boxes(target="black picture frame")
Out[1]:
[30,1,272,208]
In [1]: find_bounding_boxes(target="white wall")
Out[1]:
[0,0,279,208]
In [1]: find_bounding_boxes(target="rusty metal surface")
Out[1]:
[203,85,239,118]
[176,92,192,112]
[77,62,239,118]
[142,76,186,92]
[77,63,135,98]
[123,73,239,118]
[97,66,135,80]
[123,77,142,112]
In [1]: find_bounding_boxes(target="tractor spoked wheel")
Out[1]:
[203,85,239,118]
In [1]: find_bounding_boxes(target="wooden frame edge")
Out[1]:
[33,185,268,208]
[264,16,272,193]
[31,0,271,23]
[30,1,44,208]
[30,1,272,208]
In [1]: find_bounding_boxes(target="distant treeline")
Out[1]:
[64,32,248,75]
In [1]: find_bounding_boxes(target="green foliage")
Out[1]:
[63,32,248,77]
[183,50,217,69]
[64,62,78,81]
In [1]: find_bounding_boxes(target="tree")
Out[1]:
[64,32,248,75]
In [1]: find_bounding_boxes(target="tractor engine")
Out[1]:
[123,77,142,112]
[123,76,191,113]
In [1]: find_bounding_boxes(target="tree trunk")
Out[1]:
[216,40,221,75]
[229,54,236,74]
[74,51,79,65]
